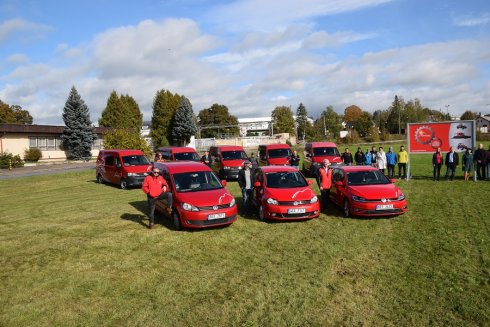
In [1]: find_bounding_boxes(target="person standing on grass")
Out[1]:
[462,149,474,181]
[355,147,365,165]
[474,143,486,181]
[385,146,397,178]
[364,148,372,166]
[249,152,259,169]
[289,150,300,169]
[201,151,212,167]
[397,145,408,179]
[341,148,353,166]
[486,145,490,181]
[445,146,459,181]
[376,147,387,174]
[432,147,443,181]
[142,167,173,229]
[238,160,255,210]
[318,159,332,211]
[370,146,378,167]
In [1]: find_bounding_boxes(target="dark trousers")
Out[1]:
[433,164,442,180]
[398,163,407,178]
[445,164,456,180]
[147,192,173,224]
[476,162,486,180]
[387,164,395,178]
[321,189,330,211]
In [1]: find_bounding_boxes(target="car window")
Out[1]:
[105,155,114,166]
[347,170,390,185]
[122,155,150,166]
[172,171,223,192]
[174,152,200,161]
[265,171,308,188]
[162,151,171,160]
[313,147,340,156]
[222,150,248,160]
[268,148,292,158]
[332,169,344,183]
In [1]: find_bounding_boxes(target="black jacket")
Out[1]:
[474,148,486,163]
[238,168,255,189]
[445,152,459,166]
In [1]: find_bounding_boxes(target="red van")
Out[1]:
[156,147,200,162]
[302,142,342,177]
[209,145,249,180]
[153,161,238,229]
[258,144,292,166]
[96,149,152,189]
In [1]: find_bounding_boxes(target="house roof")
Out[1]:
[0,123,112,134]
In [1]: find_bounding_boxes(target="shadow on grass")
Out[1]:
[125,201,175,230]
[321,203,400,220]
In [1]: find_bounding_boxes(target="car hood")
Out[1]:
[222,159,245,167]
[349,184,402,200]
[265,187,316,201]
[176,188,235,206]
[268,157,290,165]
[123,165,152,173]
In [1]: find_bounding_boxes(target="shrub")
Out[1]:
[0,152,24,169]
[24,148,42,162]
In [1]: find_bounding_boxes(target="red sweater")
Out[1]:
[142,175,168,198]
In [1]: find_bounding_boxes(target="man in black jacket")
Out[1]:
[238,160,255,210]
[354,147,365,165]
[445,146,459,181]
[474,143,486,180]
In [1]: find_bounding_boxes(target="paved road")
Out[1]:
[0,162,95,180]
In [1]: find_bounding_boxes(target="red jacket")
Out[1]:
[142,175,169,198]
[318,167,332,189]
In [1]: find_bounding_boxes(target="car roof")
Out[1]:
[307,142,338,147]
[260,143,291,149]
[157,146,197,153]
[158,161,212,174]
[335,165,379,172]
[100,149,144,155]
[259,165,298,173]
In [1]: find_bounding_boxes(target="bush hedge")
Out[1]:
[24,148,43,162]
[0,152,24,169]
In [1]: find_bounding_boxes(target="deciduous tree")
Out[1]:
[460,110,476,121]
[0,100,33,124]
[198,104,239,138]
[271,106,295,135]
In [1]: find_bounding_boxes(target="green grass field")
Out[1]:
[1,145,490,326]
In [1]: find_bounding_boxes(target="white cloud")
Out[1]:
[0,18,53,44]
[6,53,28,64]
[453,13,490,27]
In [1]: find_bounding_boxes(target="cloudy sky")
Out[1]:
[1,0,489,125]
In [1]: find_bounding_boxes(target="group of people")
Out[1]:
[342,145,408,179]
[434,143,490,181]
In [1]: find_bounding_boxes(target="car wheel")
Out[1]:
[96,174,104,184]
[120,178,128,190]
[258,204,266,221]
[343,199,351,218]
[172,210,182,230]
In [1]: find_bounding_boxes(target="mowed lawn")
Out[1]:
[1,149,490,326]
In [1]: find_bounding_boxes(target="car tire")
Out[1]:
[343,199,351,218]
[258,204,266,221]
[172,210,182,230]
[120,178,128,190]
[97,174,104,184]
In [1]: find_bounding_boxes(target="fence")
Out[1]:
[194,134,294,152]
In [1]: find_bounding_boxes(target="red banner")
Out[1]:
[408,121,474,153]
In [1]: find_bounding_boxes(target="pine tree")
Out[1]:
[121,94,143,130]
[295,103,309,141]
[99,90,126,128]
[149,90,181,148]
[171,96,197,146]
[61,86,96,159]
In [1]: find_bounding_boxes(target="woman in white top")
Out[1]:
[376,147,387,174]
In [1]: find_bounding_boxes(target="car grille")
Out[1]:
[197,204,231,211]
[186,216,236,226]
[278,200,312,205]
[365,208,404,214]
[278,212,316,219]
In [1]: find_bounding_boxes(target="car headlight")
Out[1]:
[267,198,278,205]
[229,198,236,207]
[397,193,405,201]
[310,195,318,203]
[182,202,199,211]
[352,195,367,202]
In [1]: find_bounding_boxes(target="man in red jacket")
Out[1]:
[142,167,173,229]
[318,159,332,211]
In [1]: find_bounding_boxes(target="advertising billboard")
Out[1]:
[407,121,475,154]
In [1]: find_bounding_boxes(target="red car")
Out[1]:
[252,166,320,221]
[329,165,407,217]
[153,162,237,229]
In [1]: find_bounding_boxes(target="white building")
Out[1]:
[476,114,490,133]
[238,116,314,137]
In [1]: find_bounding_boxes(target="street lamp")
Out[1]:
[445,104,450,120]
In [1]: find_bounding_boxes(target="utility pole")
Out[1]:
[445,104,450,120]
[323,115,327,137]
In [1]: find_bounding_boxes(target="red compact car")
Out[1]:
[329,165,407,217]
[252,166,320,221]
[153,162,237,229]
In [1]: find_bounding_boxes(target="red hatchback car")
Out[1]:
[329,165,407,217]
[153,161,238,229]
[252,166,320,221]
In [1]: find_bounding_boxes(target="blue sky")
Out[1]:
[1,0,489,125]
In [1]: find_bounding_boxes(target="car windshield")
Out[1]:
[122,155,150,166]
[222,151,248,160]
[172,171,223,193]
[266,171,308,188]
[268,148,292,158]
[174,152,200,161]
[313,147,340,156]
[347,170,391,185]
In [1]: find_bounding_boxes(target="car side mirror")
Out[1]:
[254,181,261,187]
[389,178,396,183]
[221,180,227,187]
[307,180,313,185]
[334,181,343,187]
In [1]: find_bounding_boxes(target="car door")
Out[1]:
[330,168,345,206]
[252,168,264,208]
[104,154,116,184]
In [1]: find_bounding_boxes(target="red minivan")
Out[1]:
[96,149,152,189]
[156,147,200,162]
[153,161,238,229]
[302,142,342,177]
[258,144,292,166]
[209,145,249,180]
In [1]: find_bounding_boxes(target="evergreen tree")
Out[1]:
[103,129,151,158]
[197,103,239,138]
[171,96,197,146]
[150,89,181,148]
[271,106,296,135]
[121,94,143,130]
[99,90,126,128]
[60,86,96,159]
[386,95,405,134]
[295,103,309,141]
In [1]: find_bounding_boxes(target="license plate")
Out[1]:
[288,208,306,214]
[208,213,226,220]
[376,204,394,210]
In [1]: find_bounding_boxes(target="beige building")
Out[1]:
[0,124,110,162]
